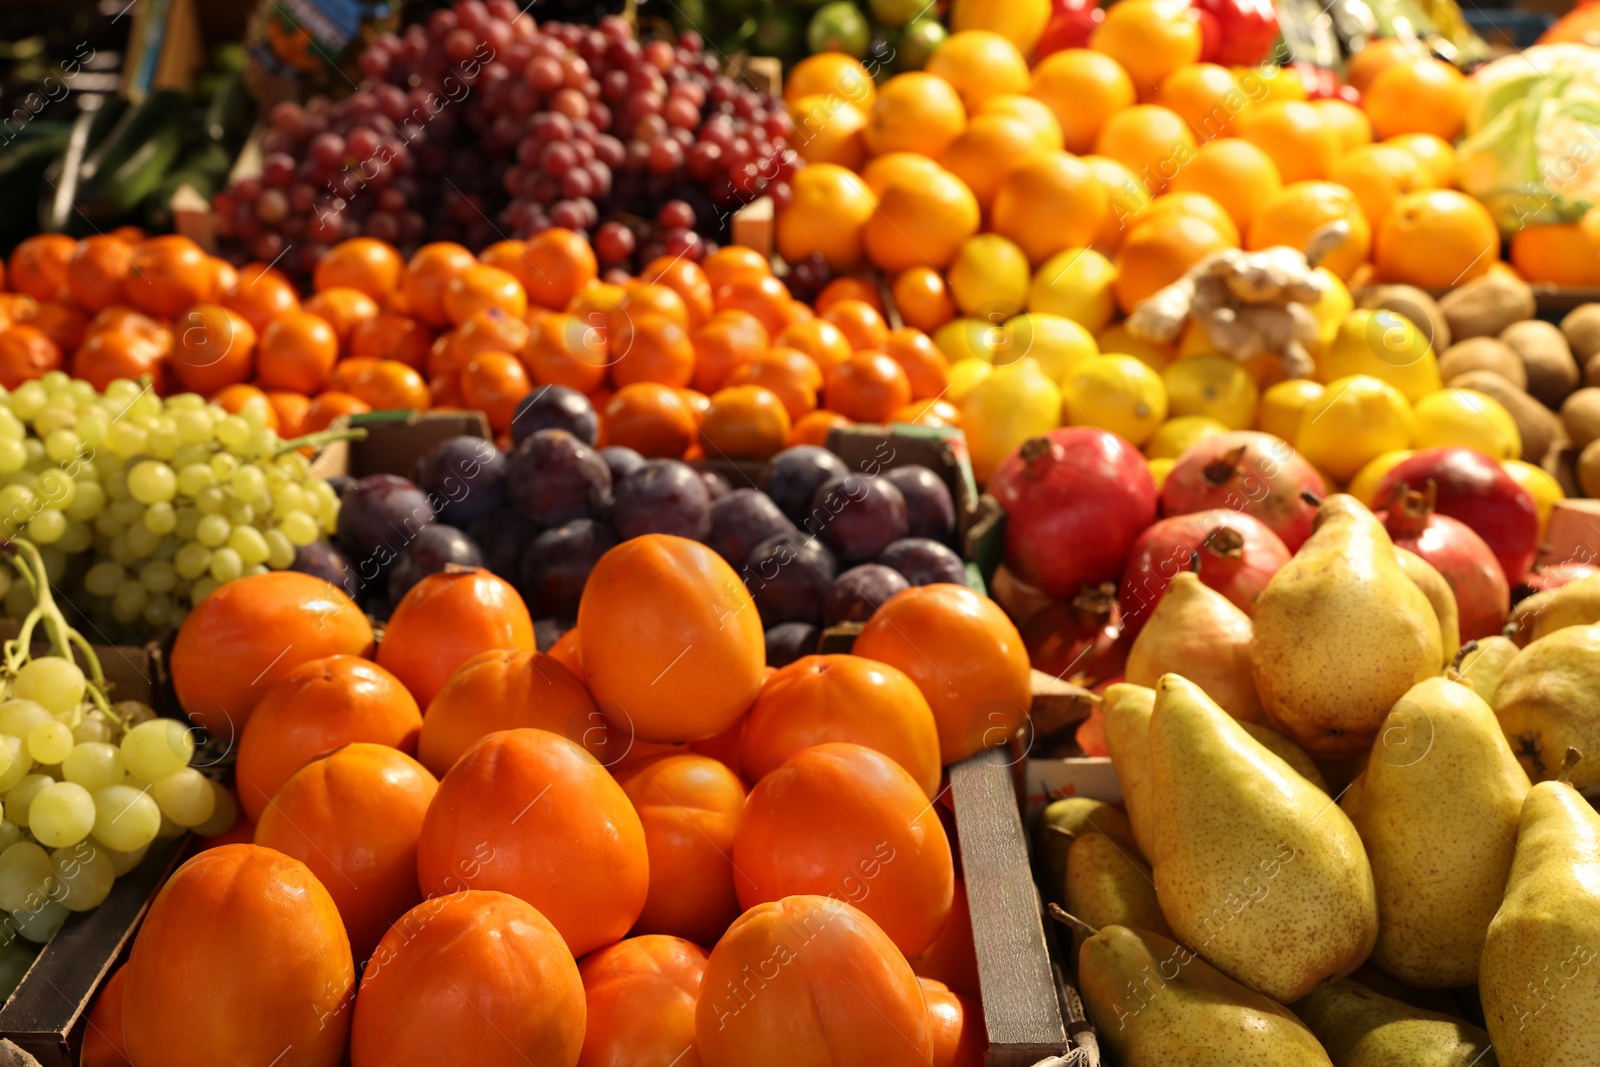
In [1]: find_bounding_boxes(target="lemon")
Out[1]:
[933,317,1001,364]
[959,357,1063,481]
[1147,415,1230,460]
[1412,389,1521,461]
[1062,355,1168,445]
[1097,323,1174,372]
[1503,459,1564,537]
[948,234,1031,318]
[1319,309,1442,402]
[1001,312,1098,382]
[1307,266,1352,354]
[1296,374,1414,483]
[1148,456,1176,488]
[1258,379,1324,440]
[945,359,994,405]
[1029,247,1117,332]
[1346,449,1414,508]
[1162,355,1259,430]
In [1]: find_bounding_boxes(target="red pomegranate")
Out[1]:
[1118,509,1291,635]
[1374,449,1539,584]
[989,428,1158,598]
[1159,431,1327,551]
[1020,585,1127,687]
[1377,483,1510,641]
[1521,561,1600,595]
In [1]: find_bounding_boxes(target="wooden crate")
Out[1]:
[309,409,492,482]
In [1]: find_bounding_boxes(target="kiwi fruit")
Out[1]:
[1438,274,1536,340]
[1561,303,1600,362]
[1439,337,1527,388]
[1355,283,1450,351]
[1452,370,1560,462]
[1560,386,1600,448]
[1578,438,1600,498]
[1501,319,1578,407]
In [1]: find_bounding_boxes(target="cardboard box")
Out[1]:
[309,409,492,482]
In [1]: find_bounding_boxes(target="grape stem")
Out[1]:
[0,538,118,727]
[273,426,368,457]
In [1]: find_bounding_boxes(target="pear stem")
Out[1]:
[1560,747,1583,785]
[1046,904,1099,938]
[1449,639,1479,677]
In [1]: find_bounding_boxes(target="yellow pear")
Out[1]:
[1393,548,1460,667]
[1455,635,1519,704]
[1100,682,1157,859]
[1064,830,1169,955]
[1494,625,1600,789]
[1295,979,1498,1066]
[1126,572,1262,723]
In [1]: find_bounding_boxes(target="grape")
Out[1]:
[151,768,216,828]
[5,775,51,829]
[91,784,161,852]
[103,843,147,876]
[28,782,94,848]
[13,658,86,716]
[120,719,194,780]
[27,722,73,765]
[0,843,52,913]
[0,738,30,792]
[0,823,18,855]
[62,742,123,790]
[0,701,52,740]
[51,841,113,911]
[209,547,244,583]
[196,513,231,546]
[191,781,237,838]
[13,899,66,943]
[228,526,270,565]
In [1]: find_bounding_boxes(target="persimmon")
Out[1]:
[257,310,339,394]
[522,228,599,310]
[304,390,371,432]
[453,307,531,366]
[640,256,714,327]
[445,263,527,326]
[210,383,278,428]
[80,963,132,1067]
[699,385,792,461]
[124,234,215,316]
[788,409,853,447]
[611,312,695,389]
[825,352,912,422]
[123,844,355,1067]
[687,713,745,779]
[0,324,62,389]
[347,359,430,411]
[303,286,380,344]
[694,895,934,1066]
[170,571,374,740]
[73,329,169,394]
[266,390,311,438]
[913,880,980,997]
[600,382,698,458]
[416,648,601,777]
[234,654,422,823]
[171,304,255,395]
[854,584,1033,764]
[548,626,583,676]
[732,742,954,956]
[349,310,433,369]
[689,308,768,394]
[578,935,707,1067]
[741,654,941,799]
[621,754,746,945]
[350,890,584,1067]
[9,233,74,301]
[255,743,439,962]
[460,351,532,431]
[577,535,764,743]
[224,263,301,333]
[402,242,477,327]
[416,728,649,956]
[921,978,986,1067]
[725,348,822,421]
[28,300,87,351]
[314,237,404,300]
[377,567,535,708]
[524,312,609,393]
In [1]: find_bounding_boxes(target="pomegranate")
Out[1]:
[989,428,1158,598]
[1020,584,1127,686]
[1159,431,1328,551]
[1374,448,1539,584]
[1377,483,1510,641]
[1119,509,1291,635]
[1521,561,1600,596]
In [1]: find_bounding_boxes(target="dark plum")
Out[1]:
[416,435,506,527]
[510,385,599,446]
[744,532,837,626]
[765,622,821,668]
[467,509,544,581]
[600,445,647,484]
[335,474,436,570]
[518,518,618,620]
[823,563,910,626]
[760,445,849,525]
[883,465,957,544]
[878,537,968,587]
[611,461,712,540]
[388,525,484,603]
[809,474,908,563]
[700,468,733,501]
[505,429,612,525]
[291,540,355,592]
[706,489,792,566]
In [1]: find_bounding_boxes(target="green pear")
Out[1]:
[1065,831,1169,955]
[1148,674,1378,1003]
[1101,682,1157,859]
[1036,797,1137,904]
[1340,676,1530,987]
[1295,979,1498,1066]
[1252,495,1443,754]
[1076,922,1333,1066]
[1494,624,1600,789]
[1243,722,1329,792]
[1505,572,1600,644]
[1480,750,1600,1066]
[1394,547,1461,667]
[1126,572,1263,723]
[1456,636,1520,704]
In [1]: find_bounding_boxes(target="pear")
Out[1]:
[1036,797,1137,903]
[1075,922,1334,1066]
[1494,624,1600,789]
[1243,722,1329,791]
[1295,979,1498,1066]
[1101,682,1158,859]
[1126,572,1263,723]
[1394,547,1461,667]
[1480,749,1600,1067]
[1064,831,1169,955]
[1348,964,1462,1018]
[1148,674,1378,1003]
[1455,635,1519,704]
[1252,495,1443,754]
[1506,572,1600,645]
[1340,677,1530,987]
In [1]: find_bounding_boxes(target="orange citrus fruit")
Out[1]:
[864,72,967,158]
[1093,104,1197,195]
[864,166,982,272]
[938,114,1048,208]
[924,30,1031,111]
[1373,189,1499,289]
[1235,101,1340,183]
[1346,38,1427,95]
[1313,99,1374,152]
[1246,181,1372,281]
[1082,155,1151,254]
[1113,214,1236,313]
[1386,133,1458,188]
[1364,57,1468,142]
[1155,64,1242,141]
[784,53,878,110]
[975,94,1065,152]
[789,95,868,170]
[891,267,957,333]
[1509,215,1600,287]
[1028,49,1136,155]
[991,152,1110,264]
[1090,0,1204,98]
[1168,138,1282,232]
[777,164,877,273]
[1327,144,1433,232]
[1138,191,1241,247]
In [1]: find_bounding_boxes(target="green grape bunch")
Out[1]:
[0,373,342,637]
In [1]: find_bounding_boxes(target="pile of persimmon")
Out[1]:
[85,534,1032,1067]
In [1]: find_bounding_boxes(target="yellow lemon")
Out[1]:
[948,234,1032,318]
[1029,247,1117,332]
[1319,309,1441,402]
[1295,374,1414,482]
[1347,449,1414,508]
[1147,414,1230,459]
[1503,459,1564,537]
[945,358,994,404]
[1148,456,1176,488]
[1097,322,1174,372]
[1308,267,1352,354]
[1162,355,1259,429]
[959,358,1064,481]
[1062,354,1168,445]
[934,317,1002,365]
[1258,379,1324,440]
[1001,312,1099,382]
[1412,388,1522,461]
